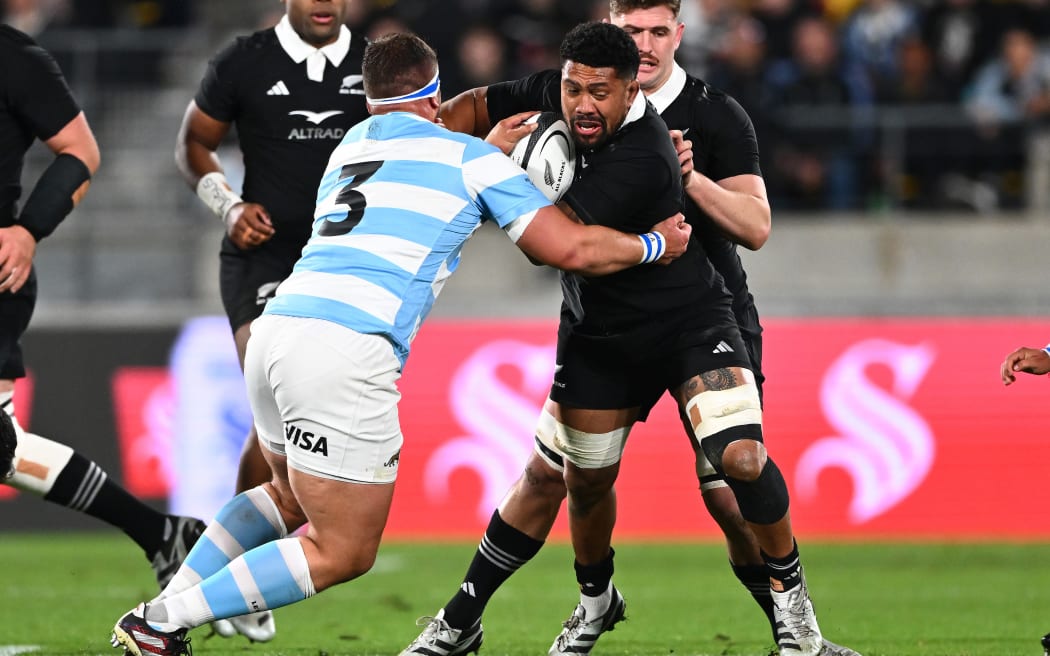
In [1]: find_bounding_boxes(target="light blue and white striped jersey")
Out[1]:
[264,111,551,367]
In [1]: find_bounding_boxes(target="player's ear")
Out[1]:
[626,78,640,103]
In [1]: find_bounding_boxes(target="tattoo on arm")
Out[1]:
[700,368,738,391]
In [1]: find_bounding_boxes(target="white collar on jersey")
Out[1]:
[644,63,687,115]
[274,15,352,82]
[620,84,649,128]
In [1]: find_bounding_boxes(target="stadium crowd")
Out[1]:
[6,0,1050,212]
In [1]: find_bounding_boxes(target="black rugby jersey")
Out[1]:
[487,70,732,344]
[656,71,763,342]
[0,25,80,225]
[195,20,369,249]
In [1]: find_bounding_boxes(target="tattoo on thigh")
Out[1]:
[524,464,542,487]
[700,368,737,391]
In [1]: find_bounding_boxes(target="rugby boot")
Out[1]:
[819,638,863,655]
[548,585,626,655]
[111,603,191,656]
[399,609,483,656]
[771,571,824,656]
[149,515,206,590]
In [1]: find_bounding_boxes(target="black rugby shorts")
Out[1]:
[219,237,300,331]
[743,331,765,405]
[550,321,752,422]
[0,269,37,380]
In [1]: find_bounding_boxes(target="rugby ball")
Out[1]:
[509,112,575,203]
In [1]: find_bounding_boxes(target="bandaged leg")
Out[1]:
[6,427,75,497]
[534,408,630,470]
[686,383,788,524]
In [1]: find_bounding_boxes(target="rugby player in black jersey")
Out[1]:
[401,11,860,656]
[0,24,205,590]
[174,0,369,641]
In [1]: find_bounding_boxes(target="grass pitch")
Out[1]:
[0,534,1047,656]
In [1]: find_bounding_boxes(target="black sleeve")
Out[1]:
[485,70,561,123]
[564,146,678,233]
[9,42,80,141]
[194,39,243,122]
[705,95,762,181]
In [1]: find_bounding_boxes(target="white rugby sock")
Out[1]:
[580,580,612,619]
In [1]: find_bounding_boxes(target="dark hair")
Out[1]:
[609,0,681,18]
[362,32,438,100]
[559,22,640,81]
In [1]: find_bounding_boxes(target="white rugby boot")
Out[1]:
[548,585,626,656]
[211,610,276,643]
[819,638,863,655]
[399,609,483,656]
[771,571,824,655]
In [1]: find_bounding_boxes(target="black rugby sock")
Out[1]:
[44,451,168,556]
[575,547,615,597]
[732,562,777,640]
[762,540,802,592]
[443,510,543,630]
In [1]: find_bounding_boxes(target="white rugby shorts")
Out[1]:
[245,314,404,484]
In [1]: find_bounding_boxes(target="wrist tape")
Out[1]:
[637,231,666,264]
[196,171,243,220]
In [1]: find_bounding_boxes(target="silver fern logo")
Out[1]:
[796,339,936,523]
[423,340,555,521]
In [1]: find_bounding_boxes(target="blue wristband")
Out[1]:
[637,232,666,264]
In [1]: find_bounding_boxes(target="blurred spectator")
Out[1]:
[748,0,816,63]
[918,0,995,100]
[444,22,509,96]
[764,15,874,209]
[2,0,70,36]
[706,14,771,142]
[840,0,919,91]
[380,0,467,73]
[878,36,950,104]
[958,26,1050,209]
[489,0,589,76]
[879,36,967,209]
[821,0,861,24]
[965,27,1050,125]
[678,0,742,76]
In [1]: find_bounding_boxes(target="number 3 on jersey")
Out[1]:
[318,160,383,236]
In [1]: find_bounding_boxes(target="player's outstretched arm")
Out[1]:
[439,87,493,137]
[515,207,690,276]
[0,112,99,294]
[175,101,274,249]
[1000,346,1050,385]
